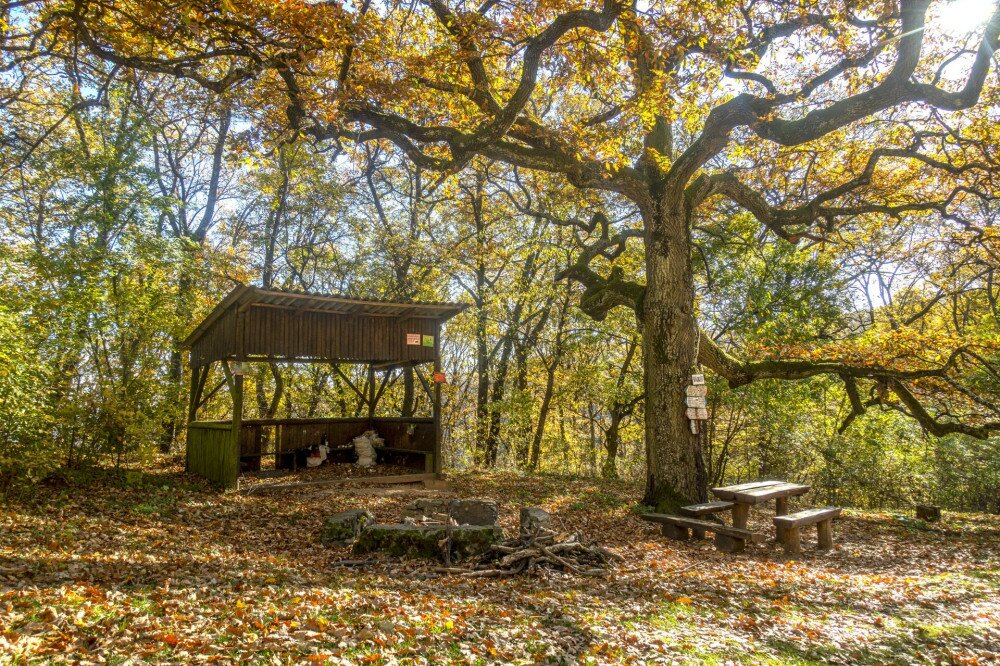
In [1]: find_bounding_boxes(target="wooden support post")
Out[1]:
[783,526,801,555]
[228,372,244,489]
[732,503,750,530]
[775,496,789,544]
[817,520,833,549]
[661,523,689,540]
[367,363,376,420]
[433,357,442,476]
[714,534,746,554]
[186,363,203,473]
[188,364,204,423]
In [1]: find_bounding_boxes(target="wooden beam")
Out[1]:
[188,364,205,423]
[197,377,228,411]
[433,343,442,475]
[414,366,434,402]
[333,365,369,406]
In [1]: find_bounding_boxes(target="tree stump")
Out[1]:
[916,504,941,522]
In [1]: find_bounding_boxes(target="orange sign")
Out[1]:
[433,372,447,383]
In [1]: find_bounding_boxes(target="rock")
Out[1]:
[353,524,504,561]
[402,498,451,523]
[320,509,374,546]
[451,499,500,526]
[519,507,550,535]
[402,498,499,526]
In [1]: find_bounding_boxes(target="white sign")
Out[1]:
[686,396,707,408]
[691,373,705,385]
[686,407,709,420]
[690,420,699,434]
[686,385,708,397]
[406,333,421,345]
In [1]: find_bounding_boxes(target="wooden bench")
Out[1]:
[679,501,734,538]
[773,507,842,554]
[641,513,765,553]
[375,447,435,473]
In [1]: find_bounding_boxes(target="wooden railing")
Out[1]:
[189,416,436,484]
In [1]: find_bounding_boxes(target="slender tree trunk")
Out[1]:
[474,300,490,465]
[528,359,556,470]
[484,338,511,466]
[602,413,622,479]
[402,367,415,417]
[641,202,706,510]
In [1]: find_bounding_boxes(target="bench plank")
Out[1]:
[731,482,811,504]
[641,514,766,543]
[680,501,734,516]
[773,507,842,528]
[712,480,783,500]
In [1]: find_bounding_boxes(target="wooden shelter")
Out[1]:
[182,285,467,487]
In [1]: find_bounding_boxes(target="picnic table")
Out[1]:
[712,480,810,530]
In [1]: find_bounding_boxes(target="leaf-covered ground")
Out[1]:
[2,464,998,665]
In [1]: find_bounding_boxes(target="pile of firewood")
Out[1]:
[436,528,624,578]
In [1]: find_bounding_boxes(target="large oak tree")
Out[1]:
[7,0,999,506]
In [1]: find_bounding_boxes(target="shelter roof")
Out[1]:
[182,285,468,349]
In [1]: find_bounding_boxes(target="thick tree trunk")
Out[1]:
[641,203,706,510]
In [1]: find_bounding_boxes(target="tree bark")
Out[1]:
[641,202,706,510]
[602,413,621,479]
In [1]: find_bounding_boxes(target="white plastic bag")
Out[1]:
[354,434,376,468]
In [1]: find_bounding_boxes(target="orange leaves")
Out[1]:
[2,470,999,663]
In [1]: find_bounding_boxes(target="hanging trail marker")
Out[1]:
[686,407,709,420]
[686,395,708,409]
[406,333,421,345]
[686,377,709,425]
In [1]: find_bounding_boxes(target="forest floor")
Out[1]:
[1,462,998,665]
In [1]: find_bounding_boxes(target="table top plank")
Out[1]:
[731,482,810,504]
[711,480,784,500]
[679,500,734,516]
